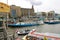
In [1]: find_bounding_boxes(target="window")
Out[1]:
[11,10,16,17]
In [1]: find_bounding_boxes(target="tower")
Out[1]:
[32,5,34,10]
[32,5,34,12]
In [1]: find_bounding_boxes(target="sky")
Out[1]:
[0,0,60,14]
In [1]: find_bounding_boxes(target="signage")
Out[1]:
[0,2,10,12]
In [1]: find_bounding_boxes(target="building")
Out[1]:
[41,12,47,18]
[10,5,35,18]
[10,5,21,18]
[0,2,35,19]
[47,11,55,20]
[21,6,34,17]
[36,11,55,20]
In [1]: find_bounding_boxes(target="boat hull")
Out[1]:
[8,24,39,27]
[44,21,60,24]
[18,33,28,35]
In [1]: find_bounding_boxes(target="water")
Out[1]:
[7,24,60,35]
[7,24,60,40]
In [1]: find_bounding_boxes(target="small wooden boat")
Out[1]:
[8,22,40,27]
[16,29,30,35]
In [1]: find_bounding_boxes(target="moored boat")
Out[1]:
[44,20,60,24]
[8,22,40,27]
[22,29,60,40]
[16,29,30,35]
[37,20,44,25]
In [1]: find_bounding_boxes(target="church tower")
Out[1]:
[32,5,34,12]
[32,5,34,10]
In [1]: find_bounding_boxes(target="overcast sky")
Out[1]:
[0,0,60,13]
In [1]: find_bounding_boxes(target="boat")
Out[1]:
[22,29,60,40]
[44,20,60,24]
[33,20,44,25]
[16,29,30,35]
[8,22,40,27]
[37,20,44,25]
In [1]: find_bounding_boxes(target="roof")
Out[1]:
[21,8,32,10]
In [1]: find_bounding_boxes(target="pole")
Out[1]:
[6,0,8,29]
[6,13,8,29]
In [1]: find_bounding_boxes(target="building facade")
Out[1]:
[10,5,21,18]
[21,6,34,17]
[10,5,35,18]
[47,11,55,20]
[37,11,55,20]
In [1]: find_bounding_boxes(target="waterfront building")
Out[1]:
[21,5,35,17]
[39,11,55,20]
[10,5,35,18]
[41,12,47,18]
[10,5,21,18]
[0,2,35,19]
[47,11,55,20]
[36,11,55,20]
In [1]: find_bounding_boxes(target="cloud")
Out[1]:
[30,1,42,5]
[25,0,42,5]
[25,0,30,1]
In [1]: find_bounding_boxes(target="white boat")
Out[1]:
[44,20,60,24]
[22,29,60,40]
[37,20,44,25]
[16,29,30,35]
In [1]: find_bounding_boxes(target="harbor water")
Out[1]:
[6,23,60,40]
[7,24,60,35]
